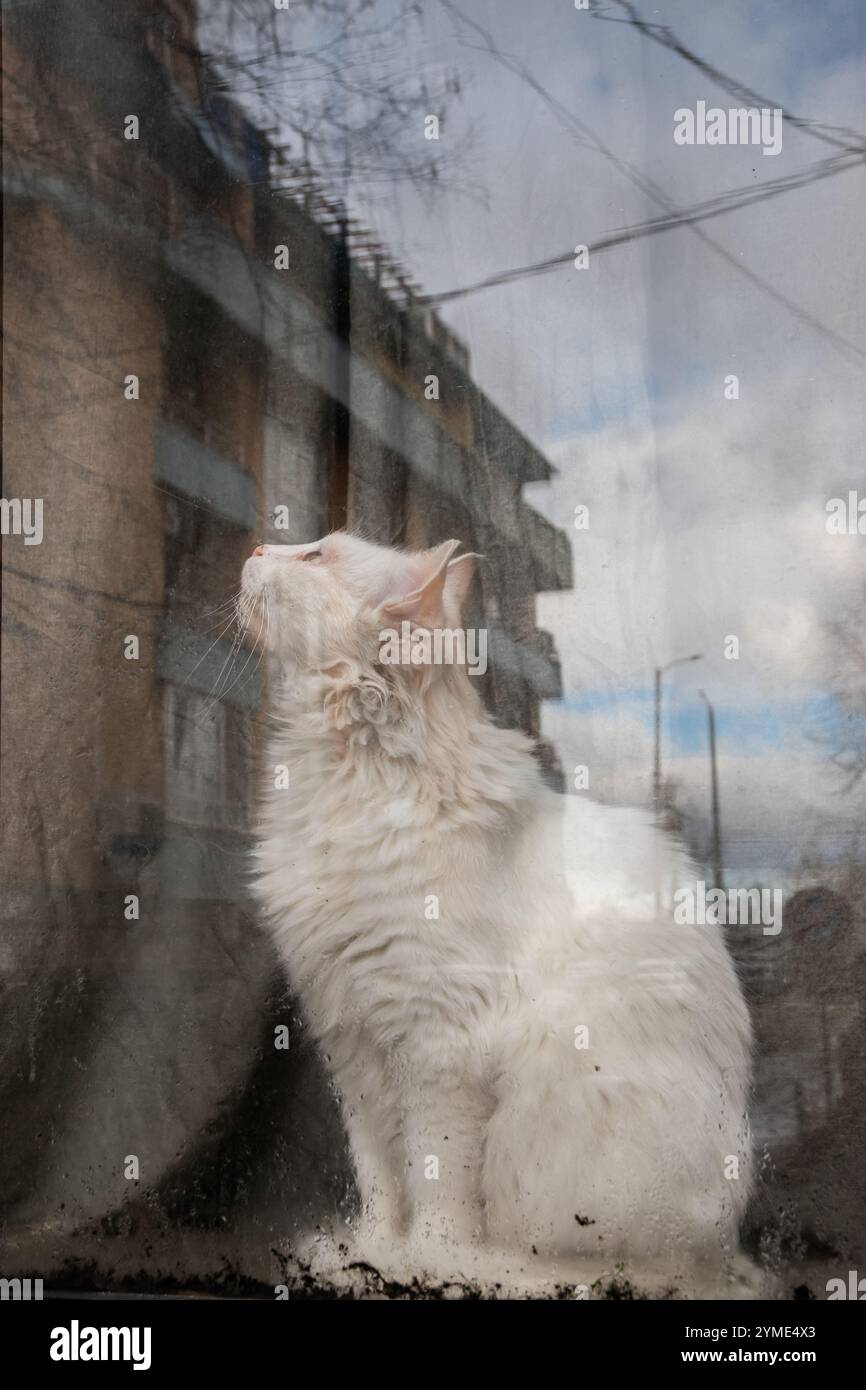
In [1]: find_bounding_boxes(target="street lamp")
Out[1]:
[653,654,702,813]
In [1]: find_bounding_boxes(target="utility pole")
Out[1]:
[699,689,723,890]
[653,666,662,812]
[653,654,702,814]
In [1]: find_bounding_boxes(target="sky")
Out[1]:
[342,0,866,884]
[214,0,866,883]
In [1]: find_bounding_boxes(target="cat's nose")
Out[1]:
[253,545,265,556]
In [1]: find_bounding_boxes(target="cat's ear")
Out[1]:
[445,552,482,619]
[382,539,460,626]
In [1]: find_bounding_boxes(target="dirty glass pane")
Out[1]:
[2,0,864,1313]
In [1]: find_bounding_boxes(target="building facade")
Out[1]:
[1,0,570,1276]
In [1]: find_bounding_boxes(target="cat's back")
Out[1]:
[517,789,694,920]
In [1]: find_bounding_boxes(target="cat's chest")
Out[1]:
[259,815,506,985]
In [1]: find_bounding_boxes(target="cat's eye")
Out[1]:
[301,549,323,561]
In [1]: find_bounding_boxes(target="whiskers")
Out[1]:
[181,589,270,725]
[208,591,269,715]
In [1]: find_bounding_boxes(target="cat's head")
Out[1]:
[239,532,480,748]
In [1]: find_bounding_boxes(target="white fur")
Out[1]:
[241,534,752,1277]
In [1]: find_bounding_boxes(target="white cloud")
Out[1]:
[358,0,866,873]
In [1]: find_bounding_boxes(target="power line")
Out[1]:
[428,0,866,367]
[594,0,866,155]
[418,148,865,332]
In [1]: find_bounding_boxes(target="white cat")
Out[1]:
[240,533,752,1282]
